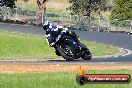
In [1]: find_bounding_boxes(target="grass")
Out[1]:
[0,70,131,88]
[0,30,119,60]
[83,42,118,57]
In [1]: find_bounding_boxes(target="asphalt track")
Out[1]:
[0,23,132,64]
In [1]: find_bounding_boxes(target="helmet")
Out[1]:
[43,20,51,31]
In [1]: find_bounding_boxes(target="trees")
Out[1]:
[110,0,132,20]
[69,0,107,30]
[69,0,107,17]
[0,0,17,8]
[36,0,48,25]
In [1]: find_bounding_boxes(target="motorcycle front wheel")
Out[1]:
[57,43,75,61]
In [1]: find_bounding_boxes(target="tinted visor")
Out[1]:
[43,24,49,31]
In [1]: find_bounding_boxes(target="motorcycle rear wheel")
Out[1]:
[81,50,92,60]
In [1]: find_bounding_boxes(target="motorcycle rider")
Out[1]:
[43,20,92,60]
[43,20,69,46]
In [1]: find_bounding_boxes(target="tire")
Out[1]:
[81,50,92,60]
[57,44,75,61]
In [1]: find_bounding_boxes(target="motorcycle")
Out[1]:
[45,28,92,61]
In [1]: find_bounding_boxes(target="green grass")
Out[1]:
[0,70,131,88]
[83,42,118,57]
[0,30,118,60]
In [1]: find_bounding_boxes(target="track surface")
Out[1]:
[0,23,132,64]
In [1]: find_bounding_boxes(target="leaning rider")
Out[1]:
[43,20,68,46]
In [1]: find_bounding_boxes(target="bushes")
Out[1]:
[0,0,17,8]
[110,0,132,20]
[110,20,131,27]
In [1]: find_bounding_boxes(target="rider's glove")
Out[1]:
[45,34,50,39]
[49,42,55,47]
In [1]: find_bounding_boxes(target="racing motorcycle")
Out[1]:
[45,28,92,61]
